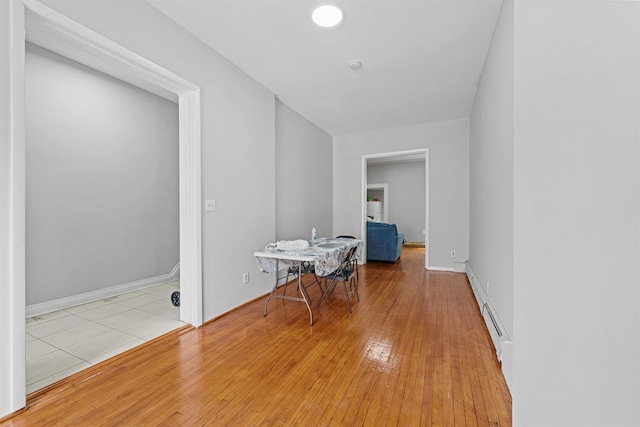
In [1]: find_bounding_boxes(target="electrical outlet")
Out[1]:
[242,272,249,284]
[450,250,456,258]
[205,199,216,212]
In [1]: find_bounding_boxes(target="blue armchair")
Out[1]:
[366,221,404,262]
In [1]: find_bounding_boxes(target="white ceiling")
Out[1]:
[149,0,503,136]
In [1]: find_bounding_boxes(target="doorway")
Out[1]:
[361,149,429,269]
[1,0,202,414]
[24,42,184,393]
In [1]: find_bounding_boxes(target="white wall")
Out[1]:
[468,0,513,384]
[25,43,179,305]
[35,0,277,321]
[367,161,425,242]
[333,119,469,269]
[513,1,640,425]
[275,100,333,240]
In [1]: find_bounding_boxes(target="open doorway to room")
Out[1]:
[361,150,429,268]
[23,42,184,393]
[1,1,204,402]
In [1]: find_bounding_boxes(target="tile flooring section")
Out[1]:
[26,281,184,394]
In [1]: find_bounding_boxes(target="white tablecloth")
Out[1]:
[254,238,361,277]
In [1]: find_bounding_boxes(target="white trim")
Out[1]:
[424,150,430,269]
[360,157,368,262]
[26,267,181,318]
[168,262,181,280]
[0,0,27,416]
[427,266,455,272]
[501,341,513,390]
[453,261,466,273]
[465,261,488,317]
[178,89,203,326]
[361,149,429,268]
[24,0,190,100]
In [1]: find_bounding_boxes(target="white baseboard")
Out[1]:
[453,261,466,272]
[500,340,513,391]
[26,262,180,318]
[427,266,455,272]
[168,262,180,280]
[427,261,467,273]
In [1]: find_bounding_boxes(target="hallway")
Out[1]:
[5,248,511,425]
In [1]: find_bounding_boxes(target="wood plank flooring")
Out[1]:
[1,247,511,426]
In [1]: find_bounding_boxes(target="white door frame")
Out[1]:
[0,0,203,416]
[361,149,429,268]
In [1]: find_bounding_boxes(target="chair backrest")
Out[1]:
[348,244,359,263]
[343,246,358,271]
[336,237,358,262]
[325,246,357,281]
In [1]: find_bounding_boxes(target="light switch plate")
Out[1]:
[205,200,216,212]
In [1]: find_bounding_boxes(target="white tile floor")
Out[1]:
[26,281,183,394]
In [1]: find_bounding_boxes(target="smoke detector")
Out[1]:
[349,60,362,70]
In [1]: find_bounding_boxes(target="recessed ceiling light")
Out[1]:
[312,5,343,28]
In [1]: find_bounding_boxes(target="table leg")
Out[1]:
[297,262,313,326]
[264,259,280,316]
[262,259,313,325]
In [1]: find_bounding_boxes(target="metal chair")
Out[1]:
[336,235,359,283]
[283,261,323,303]
[317,246,360,313]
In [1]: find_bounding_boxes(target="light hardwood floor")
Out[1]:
[1,247,511,426]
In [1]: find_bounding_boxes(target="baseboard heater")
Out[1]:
[465,261,511,360]
[482,302,503,339]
